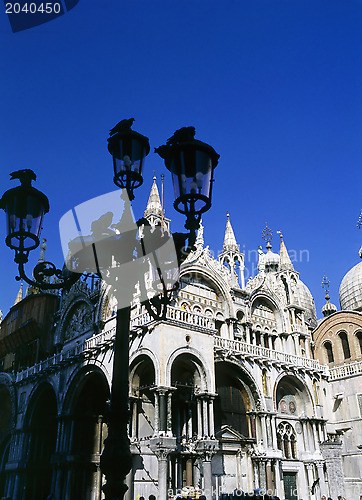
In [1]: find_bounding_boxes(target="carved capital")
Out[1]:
[149,436,177,461]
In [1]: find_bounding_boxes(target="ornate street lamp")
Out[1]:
[0,169,81,290]
[108,118,150,200]
[155,126,219,244]
[0,119,219,500]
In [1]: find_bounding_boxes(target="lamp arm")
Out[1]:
[16,260,82,291]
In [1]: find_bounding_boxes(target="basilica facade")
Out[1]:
[0,178,360,500]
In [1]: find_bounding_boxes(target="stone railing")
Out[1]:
[15,325,116,383]
[328,360,362,380]
[291,323,309,335]
[131,305,216,332]
[214,336,328,374]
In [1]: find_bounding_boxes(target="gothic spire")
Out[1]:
[196,219,204,248]
[14,282,23,305]
[144,175,163,219]
[277,231,294,271]
[223,212,239,253]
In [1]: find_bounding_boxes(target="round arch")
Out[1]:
[165,347,212,392]
[273,373,314,417]
[214,359,265,412]
[180,264,235,318]
[23,382,58,500]
[130,353,157,392]
[130,348,160,386]
[61,366,110,499]
[62,364,110,414]
[248,291,286,332]
[353,329,362,356]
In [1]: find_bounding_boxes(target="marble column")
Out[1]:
[306,463,315,500]
[312,421,319,452]
[253,460,260,489]
[266,460,273,492]
[318,422,324,443]
[316,461,328,498]
[159,455,169,499]
[259,459,267,491]
[186,459,193,486]
[271,414,278,448]
[202,398,209,437]
[53,415,66,495]
[197,398,203,438]
[187,407,193,438]
[153,391,159,434]
[260,414,268,449]
[301,420,308,451]
[304,336,311,358]
[295,334,302,356]
[266,415,273,448]
[203,458,213,499]
[208,397,215,438]
[274,460,282,498]
[167,392,173,435]
[159,391,167,432]
[250,413,257,439]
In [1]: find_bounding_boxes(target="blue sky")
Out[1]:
[0,0,361,317]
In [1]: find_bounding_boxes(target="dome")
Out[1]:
[264,244,280,271]
[322,294,337,317]
[339,260,362,311]
[298,280,317,326]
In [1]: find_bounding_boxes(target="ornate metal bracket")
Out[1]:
[16,259,81,291]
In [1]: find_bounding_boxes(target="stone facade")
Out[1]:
[314,310,362,499]
[0,179,359,500]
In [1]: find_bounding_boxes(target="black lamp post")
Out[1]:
[0,119,219,500]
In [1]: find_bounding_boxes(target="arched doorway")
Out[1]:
[68,370,109,500]
[0,383,13,497]
[130,355,156,439]
[170,355,204,491]
[25,384,58,500]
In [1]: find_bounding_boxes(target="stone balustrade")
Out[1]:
[15,325,116,383]
[131,305,216,332]
[214,336,328,374]
[328,360,362,380]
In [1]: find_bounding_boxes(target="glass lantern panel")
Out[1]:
[170,149,213,213]
[171,150,213,195]
[5,194,45,250]
[112,137,147,177]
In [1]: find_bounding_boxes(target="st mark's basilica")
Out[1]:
[0,178,361,500]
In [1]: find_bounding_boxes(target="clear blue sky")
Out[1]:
[0,0,361,317]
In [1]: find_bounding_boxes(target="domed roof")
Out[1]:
[298,280,317,325]
[339,260,362,311]
[322,293,337,317]
[264,243,280,270]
